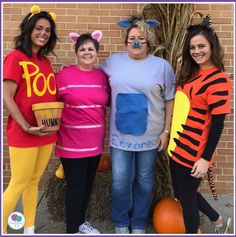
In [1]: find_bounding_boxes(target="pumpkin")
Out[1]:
[55,164,65,179]
[153,197,186,234]
[97,155,110,172]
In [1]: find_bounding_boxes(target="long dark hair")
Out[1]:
[14,11,58,58]
[177,25,224,86]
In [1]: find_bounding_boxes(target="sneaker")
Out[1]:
[79,222,100,234]
[23,225,35,234]
[215,216,232,234]
[131,228,146,234]
[115,226,129,234]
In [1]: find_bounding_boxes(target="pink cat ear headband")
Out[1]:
[69,30,103,44]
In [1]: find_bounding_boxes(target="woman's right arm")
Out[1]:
[3,79,30,132]
[3,79,48,135]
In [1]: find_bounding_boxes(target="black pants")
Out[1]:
[169,158,219,233]
[60,155,101,233]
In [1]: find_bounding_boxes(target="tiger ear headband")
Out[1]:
[187,15,214,33]
[200,14,212,28]
[28,5,56,22]
[69,30,103,44]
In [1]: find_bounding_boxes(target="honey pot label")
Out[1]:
[41,117,61,127]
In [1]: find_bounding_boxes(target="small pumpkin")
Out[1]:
[97,155,110,172]
[153,197,186,234]
[55,164,65,179]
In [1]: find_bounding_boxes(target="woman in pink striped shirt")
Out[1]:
[55,31,110,234]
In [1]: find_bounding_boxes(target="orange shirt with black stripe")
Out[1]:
[168,67,232,168]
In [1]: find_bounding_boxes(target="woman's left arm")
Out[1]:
[157,99,174,151]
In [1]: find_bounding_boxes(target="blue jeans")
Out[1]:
[111,147,158,229]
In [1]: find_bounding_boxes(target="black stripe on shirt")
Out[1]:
[174,138,198,156]
[192,107,207,115]
[209,100,227,111]
[202,69,221,82]
[182,124,203,136]
[196,78,227,95]
[212,91,229,96]
[188,115,205,125]
[170,151,195,166]
[177,131,200,146]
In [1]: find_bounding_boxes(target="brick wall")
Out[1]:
[2,3,234,194]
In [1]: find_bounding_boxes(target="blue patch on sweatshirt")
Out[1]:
[115,93,148,136]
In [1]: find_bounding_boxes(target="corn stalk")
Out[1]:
[139,3,195,75]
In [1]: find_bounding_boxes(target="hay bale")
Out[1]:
[87,171,112,220]
[149,151,174,219]
[44,152,173,222]
[44,168,112,222]
[44,172,66,222]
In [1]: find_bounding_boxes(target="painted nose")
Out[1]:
[132,39,142,49]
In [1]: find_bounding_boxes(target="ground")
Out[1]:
[6,193,234,235]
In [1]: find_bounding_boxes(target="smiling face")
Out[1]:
[189,34,214,70]
[31,18,51,53]
[76,41,98,71]
[126,27,148,60]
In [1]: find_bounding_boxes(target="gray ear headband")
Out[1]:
[117,19,160,28]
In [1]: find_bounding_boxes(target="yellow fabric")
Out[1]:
[167,91,190,156]
[3,143,53,233]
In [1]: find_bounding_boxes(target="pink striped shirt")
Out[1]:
[55,65,110,158]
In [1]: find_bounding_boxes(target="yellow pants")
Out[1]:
[3,144,53,233]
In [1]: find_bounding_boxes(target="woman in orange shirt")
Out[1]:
[167,15,232,234]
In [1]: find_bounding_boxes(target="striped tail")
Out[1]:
[207,167,218,200]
